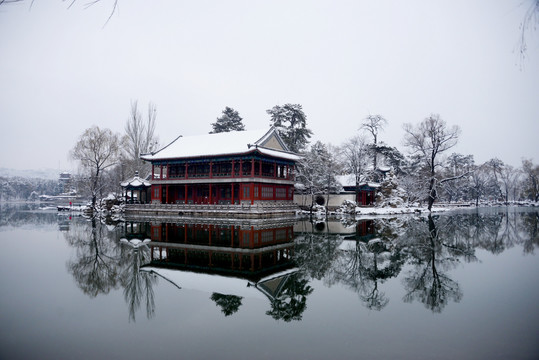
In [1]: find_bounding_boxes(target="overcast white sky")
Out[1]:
[1,0,538,172]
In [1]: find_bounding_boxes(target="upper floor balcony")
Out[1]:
[152,158,295,182]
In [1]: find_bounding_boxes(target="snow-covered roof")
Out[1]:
[336,174,356,187]
[140,267,260,300]
[120,175,151,188]
[140,266,300,301]
[141,127,301,162]
[336,174,380,188]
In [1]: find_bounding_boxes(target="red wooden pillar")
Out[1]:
[184,163,188,179]
[239,159,243,177]
[232,160,235,178]
[273,162,277,178]
[184,184,188,204]
[251,158,255,177]
[231,184,234,204]
[209,184,212,204]
[209,161,213,178]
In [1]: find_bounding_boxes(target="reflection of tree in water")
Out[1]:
[444,208,539,256]
[210,293,243,316]
[293,218,411,311]
[65,218,158,321]
[64,217,122,297]
[0,203,58,229]
[330,236,404,311]
[119,242,157,322]
[265,274,313,322]
[294,231,340,280]
[359,240,404,310]
[63,210,538,320]
[517,211,539,254]
[469,211,505,254]
[400,215,464,313]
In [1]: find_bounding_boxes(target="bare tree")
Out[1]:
[296,141,341,214]
[361,114,387,170]
[71,126,124,209]
[521,158,539,202]
[518,0,539,64]
[440,153,475,203]
[339,135,370,203]
[0,0,24,5]
[484,158,504,199]
[468,164,491,206]
[66,0,119,25]
[403,114,461,211]
[124,100,158,178]
[500,164,520,203]
[0,1,120,24]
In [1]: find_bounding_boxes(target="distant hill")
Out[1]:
[0,168,65,180]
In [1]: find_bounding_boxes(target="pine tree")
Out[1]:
[266,104,312,153]
[210,107,245,133]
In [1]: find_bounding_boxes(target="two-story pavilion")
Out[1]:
[140,127,301,209]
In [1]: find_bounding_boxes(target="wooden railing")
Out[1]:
[126,202,298,212]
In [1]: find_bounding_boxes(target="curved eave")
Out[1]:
[120,179,152,188]
[122,184,151,189]
[142,148,301,163]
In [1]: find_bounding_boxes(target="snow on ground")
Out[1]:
[299,201,538,220]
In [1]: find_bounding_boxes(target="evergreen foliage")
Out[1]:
[210,107,245,133]
[266,104,312,153]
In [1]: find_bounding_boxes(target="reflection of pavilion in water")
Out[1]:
[122,219,305,317]
[146,220,296,281]
[294,218,376,242]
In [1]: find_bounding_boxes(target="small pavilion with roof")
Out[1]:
[120,171,151,204]
[336,174,380,206]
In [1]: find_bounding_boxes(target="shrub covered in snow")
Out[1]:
[336,199,358,214]
[375,172,408,208]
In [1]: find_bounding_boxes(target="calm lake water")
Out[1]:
[1,204,538,360]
